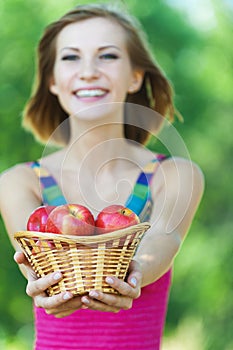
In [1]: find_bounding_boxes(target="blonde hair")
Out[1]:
[23,3,176,144]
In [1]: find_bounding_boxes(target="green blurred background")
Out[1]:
[0,0,232,349]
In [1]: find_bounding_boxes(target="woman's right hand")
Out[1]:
[14,252,84,318]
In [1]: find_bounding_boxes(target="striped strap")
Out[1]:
[28,161,67,206]
[126,154,167,221]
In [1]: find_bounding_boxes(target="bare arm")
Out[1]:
[0,164,43,277]
[0,165,42,244]
[0,165,82,317]
[134,157,205,287]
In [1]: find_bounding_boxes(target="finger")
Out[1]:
[35,290,73,310]
[14,251,39,281]
[89,290,133,310]
[26,272,63,297]
[127,260,142,288]
[14,251,30,266]
[105,276,140,299]
[81,295,122,313]
[45,296,83,317]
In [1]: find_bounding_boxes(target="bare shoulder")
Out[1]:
[0,163,42,237]
[149,156,204,239]
[0,163,36,191]
[152,156,205,197]
[0,163,41,210]
[162,156,204,179]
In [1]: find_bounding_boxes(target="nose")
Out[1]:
[79,58,99,81]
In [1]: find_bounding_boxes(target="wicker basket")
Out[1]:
[14,222,150,296]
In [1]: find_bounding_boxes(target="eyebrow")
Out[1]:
[60,45,122,52]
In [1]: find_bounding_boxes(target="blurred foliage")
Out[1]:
[0,0,232,349]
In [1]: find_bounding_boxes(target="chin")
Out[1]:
[71,102,124,122]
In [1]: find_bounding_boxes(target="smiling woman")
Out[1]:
[0,3,204,350]
[22,4,175,145]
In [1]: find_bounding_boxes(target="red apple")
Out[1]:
[46,204,95,236]
[95,204,140,234]
[27,205,56,232]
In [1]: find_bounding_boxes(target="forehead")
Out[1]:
[56,17,127,49]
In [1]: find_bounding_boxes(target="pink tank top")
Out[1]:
[29,155,172,350]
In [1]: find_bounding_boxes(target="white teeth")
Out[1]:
[76,89,106,97]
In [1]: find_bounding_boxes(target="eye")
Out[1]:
[99,53,119,60]
[61,54,80,61]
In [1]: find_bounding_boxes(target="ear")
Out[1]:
[49,77,59,96]
[128,69,144,94]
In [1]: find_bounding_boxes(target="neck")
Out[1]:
[61,106,134,170]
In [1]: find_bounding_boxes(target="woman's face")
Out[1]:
[49,17,143,119]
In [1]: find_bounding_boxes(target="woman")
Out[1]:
[0,4,204,349]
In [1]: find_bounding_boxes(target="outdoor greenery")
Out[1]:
[0,0,232,349]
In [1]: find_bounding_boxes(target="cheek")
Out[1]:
[54,73,68,89]
[115,76,132,98]
[119,66,135,91]
[53,63,74,88]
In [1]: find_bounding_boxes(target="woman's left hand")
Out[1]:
[81,260,142,313]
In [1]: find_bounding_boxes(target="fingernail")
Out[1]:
[131,277,137,287]
[106,277,114,285]
[89,291,98,298]
[53,272,62,280]
[82,296,90,304]
[14,252,20,259]
[63,292,72,300]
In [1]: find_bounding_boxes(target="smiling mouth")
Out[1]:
[75,89,108,98]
